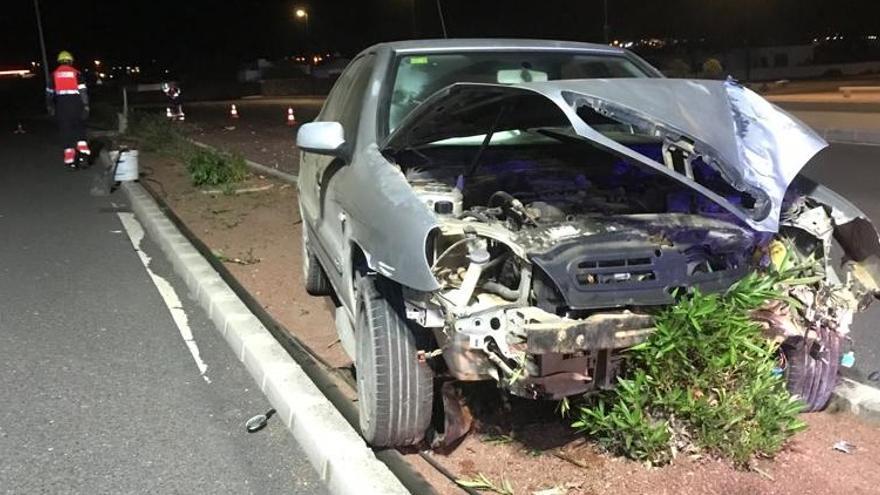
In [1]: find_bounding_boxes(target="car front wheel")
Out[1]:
[355,276,433,446]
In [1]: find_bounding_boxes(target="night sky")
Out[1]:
[4,0,880,69]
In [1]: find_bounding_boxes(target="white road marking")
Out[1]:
[117,212,211,383]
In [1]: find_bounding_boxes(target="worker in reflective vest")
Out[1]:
[46,50,90,168]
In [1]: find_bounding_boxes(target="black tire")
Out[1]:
[355,276,434,447]
[782,328,841,412]
[301,222,333,296]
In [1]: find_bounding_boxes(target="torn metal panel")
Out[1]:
[789,175,880,264]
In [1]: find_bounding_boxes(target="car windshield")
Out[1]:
[387,51,652,133]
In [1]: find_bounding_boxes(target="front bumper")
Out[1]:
[441,305,655,399]
[515,307,655,354]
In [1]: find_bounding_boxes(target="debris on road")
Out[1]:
[841,351,856,368]
[832,440,856,453]
[200,183,274,195]
[456,473,514,495]
[245,408,276,433]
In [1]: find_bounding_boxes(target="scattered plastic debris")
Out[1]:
[532,487,566,495]
[245,408,276,433]
[752,465,775,481]
[832,440,855,454]
[841,351,856,368]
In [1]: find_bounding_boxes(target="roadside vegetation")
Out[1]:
[573,270,807,467]
[126,112,248,189]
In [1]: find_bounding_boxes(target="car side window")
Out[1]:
[319,54,376,144]
[320,58,361,122]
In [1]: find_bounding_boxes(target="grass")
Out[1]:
[572,271,807,467]
[185,148,248,187]
[126,111,248,188]
[125,111,186,154]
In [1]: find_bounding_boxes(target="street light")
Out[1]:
[294,7,310,46]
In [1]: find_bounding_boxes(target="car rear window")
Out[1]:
[387,51,652,132]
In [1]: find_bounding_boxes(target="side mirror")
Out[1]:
[296,121,347,157]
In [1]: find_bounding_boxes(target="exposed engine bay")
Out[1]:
[391,140,879,404]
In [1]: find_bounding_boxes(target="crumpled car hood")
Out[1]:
[383,78,828,232]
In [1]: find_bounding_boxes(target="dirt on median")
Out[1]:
[141,149,880,495]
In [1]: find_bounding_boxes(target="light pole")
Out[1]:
[602,0,610,44]
[436,0,448,38]
[33,0,50,86]
[295,8,310,40]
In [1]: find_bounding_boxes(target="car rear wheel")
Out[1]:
[782,328,841,412]
[355,276,433,446]
[300,217,333,296]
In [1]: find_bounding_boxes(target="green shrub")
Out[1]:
[185,148,248,187]
[663,58,693,78]
[701,58,725,79]
[572,272,806,466]
[126,112,185,153]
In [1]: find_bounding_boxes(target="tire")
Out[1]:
[301,219,333,296]
[782,328,841,412]
[355,276,434,447]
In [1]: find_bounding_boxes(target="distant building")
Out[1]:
[237,59,275,83]
[725,44,880,80]
[312,57,351,80]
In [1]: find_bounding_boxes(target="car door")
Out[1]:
[299,54,376,289]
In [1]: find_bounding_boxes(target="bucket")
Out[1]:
[111,149,139,181]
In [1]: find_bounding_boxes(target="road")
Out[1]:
[0,119,328,494]
[803,143,880,386]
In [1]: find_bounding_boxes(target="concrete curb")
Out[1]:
[817,128,880,146]
[818,129,880,146]
[121,182,409,495]
[831,378,880,422]
[189,139,299,184]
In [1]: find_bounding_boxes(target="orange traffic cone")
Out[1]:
[286,107,297,126]
[13,123,26,134]
[230,104,239,119]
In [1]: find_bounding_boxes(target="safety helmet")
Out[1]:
[57,50,74,63]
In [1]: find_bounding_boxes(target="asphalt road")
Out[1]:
[803,143,880,386]
[0,120,327,494]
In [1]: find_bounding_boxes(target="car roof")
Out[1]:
[362,38,627,56]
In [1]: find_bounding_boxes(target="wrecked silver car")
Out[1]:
[296,40,880,447]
